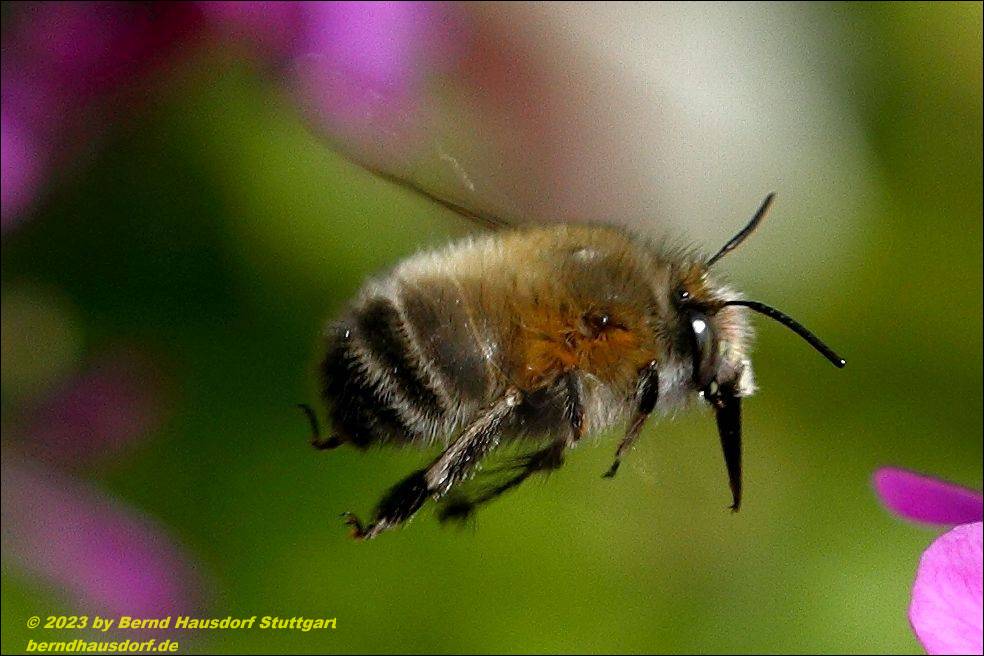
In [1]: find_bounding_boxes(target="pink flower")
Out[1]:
[288,1,456,161]
[875,467,983,655]
[2,331,200,619]
[197,1,302,55]
[1,458,203,618]
[1,106,45,226]
[1,1,199,227]
[19,351,166,465]
[2,1,453,227]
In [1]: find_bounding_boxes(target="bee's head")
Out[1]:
[669,275,756,400]
[668,193,846,510]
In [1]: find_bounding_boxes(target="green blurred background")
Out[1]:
[1,3,981,653]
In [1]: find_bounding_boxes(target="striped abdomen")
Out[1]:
[320,278,494,448]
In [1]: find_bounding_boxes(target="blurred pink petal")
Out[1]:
[909,522,983,655]
[198,1,302,54]
[1,459,203,617]
[874,468,984,526]
[1,107,45,226]
[304,2,434,92]
[21,352,166,464]
[0,1,200,226]
[10,2,200,103]
[291,1,455,155]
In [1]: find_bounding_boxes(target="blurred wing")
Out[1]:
[281,3,693,237]
[290,36,531,232]
[355,159,525,231]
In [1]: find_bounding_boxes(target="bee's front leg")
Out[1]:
[343,388,523,540]
[603,360,659,478]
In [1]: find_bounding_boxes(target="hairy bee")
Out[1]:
[301,192,845,540]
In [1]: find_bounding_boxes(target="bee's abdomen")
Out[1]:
[320,330,406,447]
[397,280,492,404]
[321,294,455,446]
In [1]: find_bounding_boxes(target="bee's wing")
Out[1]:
[286,4,691,237]
[292,49,530,232]
[358,160,525,231]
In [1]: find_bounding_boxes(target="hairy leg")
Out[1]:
[437,441,566,523]
[603,360,659,478]
[438,372,586,522]
[344,388,523,539]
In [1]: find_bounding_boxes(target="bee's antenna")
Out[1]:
[706,193,776,267]
[723,299,846,368]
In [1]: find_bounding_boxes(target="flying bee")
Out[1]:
[300,186,845,540]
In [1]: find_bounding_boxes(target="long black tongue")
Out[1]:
[713,390,742,511]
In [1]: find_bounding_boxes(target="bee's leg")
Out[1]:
[297,403,343,450]
[343,388,523,540]
[562,371,585,447]
[437,440,567,523]
[439,372,585,522]
[603,360,659,478]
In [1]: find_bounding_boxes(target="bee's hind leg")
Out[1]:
[439,372,585,523]
[343,388,524,540]
[297,403,344,450]
[437,440,568,523]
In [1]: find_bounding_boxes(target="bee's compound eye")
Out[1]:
[677,289,691,303]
